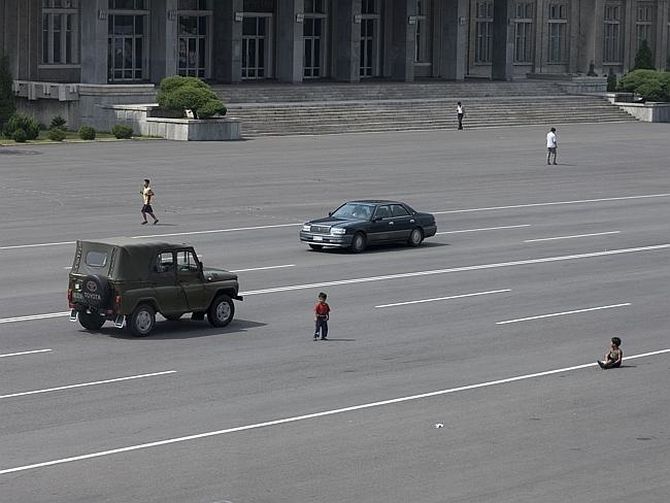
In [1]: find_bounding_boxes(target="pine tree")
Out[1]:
[0,53,16,126]
[633,40,655,70]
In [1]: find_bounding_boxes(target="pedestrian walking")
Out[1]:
[140,178,159,225]
[313,292,330,341]
[457,101,465,130]
[546,127,558,165]
[598,337,623,369]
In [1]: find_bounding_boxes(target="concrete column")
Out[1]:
[80,0,110,83]
[332,0,361,82]
[150,0,178,84]
[436,0,468,79]
[213,0,242,83]
[567,0,580,72]
[276,0,303,83]
[623,0,634,71]
[655,0,668,69]
[491,0,514,80]
[579,0,605,75]
[389,0,416,81]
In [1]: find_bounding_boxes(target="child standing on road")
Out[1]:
[598,337,623,369]
[313,292,330,341]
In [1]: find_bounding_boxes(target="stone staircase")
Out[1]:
[212,80,637,137]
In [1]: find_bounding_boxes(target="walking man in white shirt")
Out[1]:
[546,127,558,165]
[457,101,464,130]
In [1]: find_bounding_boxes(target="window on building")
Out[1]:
[603,3,622,63]
[415,0,433,63]
[178,1,212,78]
[107,0,149,82]
[41,0,80,65]
[474,1,493,64]
[636,2,655,51]
[513,1,533,63]
[303,0,327,78]
[547,2,568,63]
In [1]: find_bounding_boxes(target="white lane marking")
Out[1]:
[2,348,668,475]
[524,231,621,243]
[230,264,295,273]
[0,370,176,400]
[496,303,631,325]
[2,243,669,324]
[0,349,52,359]
[375,289,511,308]
[240,243,670,296]
[436,224,530,235]
[0,312,71,325]
[0,240,75,251]
[132,222,301,239]
[433,193,670,215]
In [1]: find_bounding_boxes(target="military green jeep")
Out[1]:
[67,238,243,337]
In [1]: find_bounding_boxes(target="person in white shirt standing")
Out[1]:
[546,127,558,165]
[457,101,464,130]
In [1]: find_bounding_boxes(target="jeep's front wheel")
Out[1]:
[78,310,106,331]
[128,304,156,337]
[207,295,235,328]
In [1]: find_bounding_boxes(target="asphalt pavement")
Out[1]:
[1,122,669,503]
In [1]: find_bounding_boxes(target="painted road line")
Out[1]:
[0,312,71,325]
[0,349,52,359]
[240,243,670,296]
[230,264,295,273]
[2,243,670,324]
[524,231,621,243]
[375,289,511,308]
[2,348,668,475]
[436,225,530,235]
[432,193,670,215]
[0,240,75,251]
[496,303,631,325]
[0,370,176,400]
[132,222,302,239]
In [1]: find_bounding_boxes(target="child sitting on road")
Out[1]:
[598,337,623,369]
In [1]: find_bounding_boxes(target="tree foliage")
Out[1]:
[618,69,670,102]
[156,75,226,118]
[0,53,16,126]
[633,40,655,70]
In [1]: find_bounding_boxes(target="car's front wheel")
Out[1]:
[350,232,367,253]
[208,294,235,327]
[127,304,156,337]
[408,227,424,247]
[78,310,106,331]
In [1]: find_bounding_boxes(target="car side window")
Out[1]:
[391,204,410,217]
[154,252,175,274]
[177,250,199,273]
[374,205,392,219]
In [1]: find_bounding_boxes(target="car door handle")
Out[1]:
[410,219,415,223]
[388,221,394,225]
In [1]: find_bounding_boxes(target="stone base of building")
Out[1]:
[606,93,670,122]
[527,74,608,94]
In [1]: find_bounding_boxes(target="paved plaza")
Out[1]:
[1,122,669,502]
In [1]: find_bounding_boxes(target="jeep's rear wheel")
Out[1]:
[128,304,156,337]
[78,310,106,331]
[207,295,235,328]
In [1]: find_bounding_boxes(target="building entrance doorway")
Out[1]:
[303,0,328,78]
[242,14,273,79]
[360,0,381,78]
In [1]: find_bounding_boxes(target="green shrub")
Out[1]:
[618,69,670,102]
[633,40,655,70]
[3,113,40,140]
[156,75,226,118]
[0,53,15,127]
[48,127,67,141]
[78,125,96,140]
[12,128,27,143]
[606,72,618,92]
[111,124,134,139]
[50,115,67,129]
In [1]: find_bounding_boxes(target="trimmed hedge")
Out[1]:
[111,124,134,139]
[79,125,96,140]
[12,129,27,143]
[618,69,670,102]
[48,127,67,142]
[156,75,226,118]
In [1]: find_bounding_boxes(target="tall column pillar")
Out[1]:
[579,0,605,74]
[80,0,110,83]
[276,0,303,83]
[436,0,468,80]
[213,0,242,83]
[655,0,669,69]
[332,0,361,82]
[389,0,416,81]
[623,0,634,71]
[150,0,178,84]
[491,0,514,80]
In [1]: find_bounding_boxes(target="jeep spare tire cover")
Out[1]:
[81,274,111,308]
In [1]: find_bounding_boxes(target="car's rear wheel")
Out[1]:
[408,227,424,247]
[308,244,323,251]
[127,304,156,337]
[350,232,367,253]
[78,310,106,331]
[208,294,235,327]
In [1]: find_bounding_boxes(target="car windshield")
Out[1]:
[331,203,375,220]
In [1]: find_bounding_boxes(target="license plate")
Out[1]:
[313,236,323,242]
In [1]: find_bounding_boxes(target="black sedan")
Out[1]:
[300,200,437,253]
